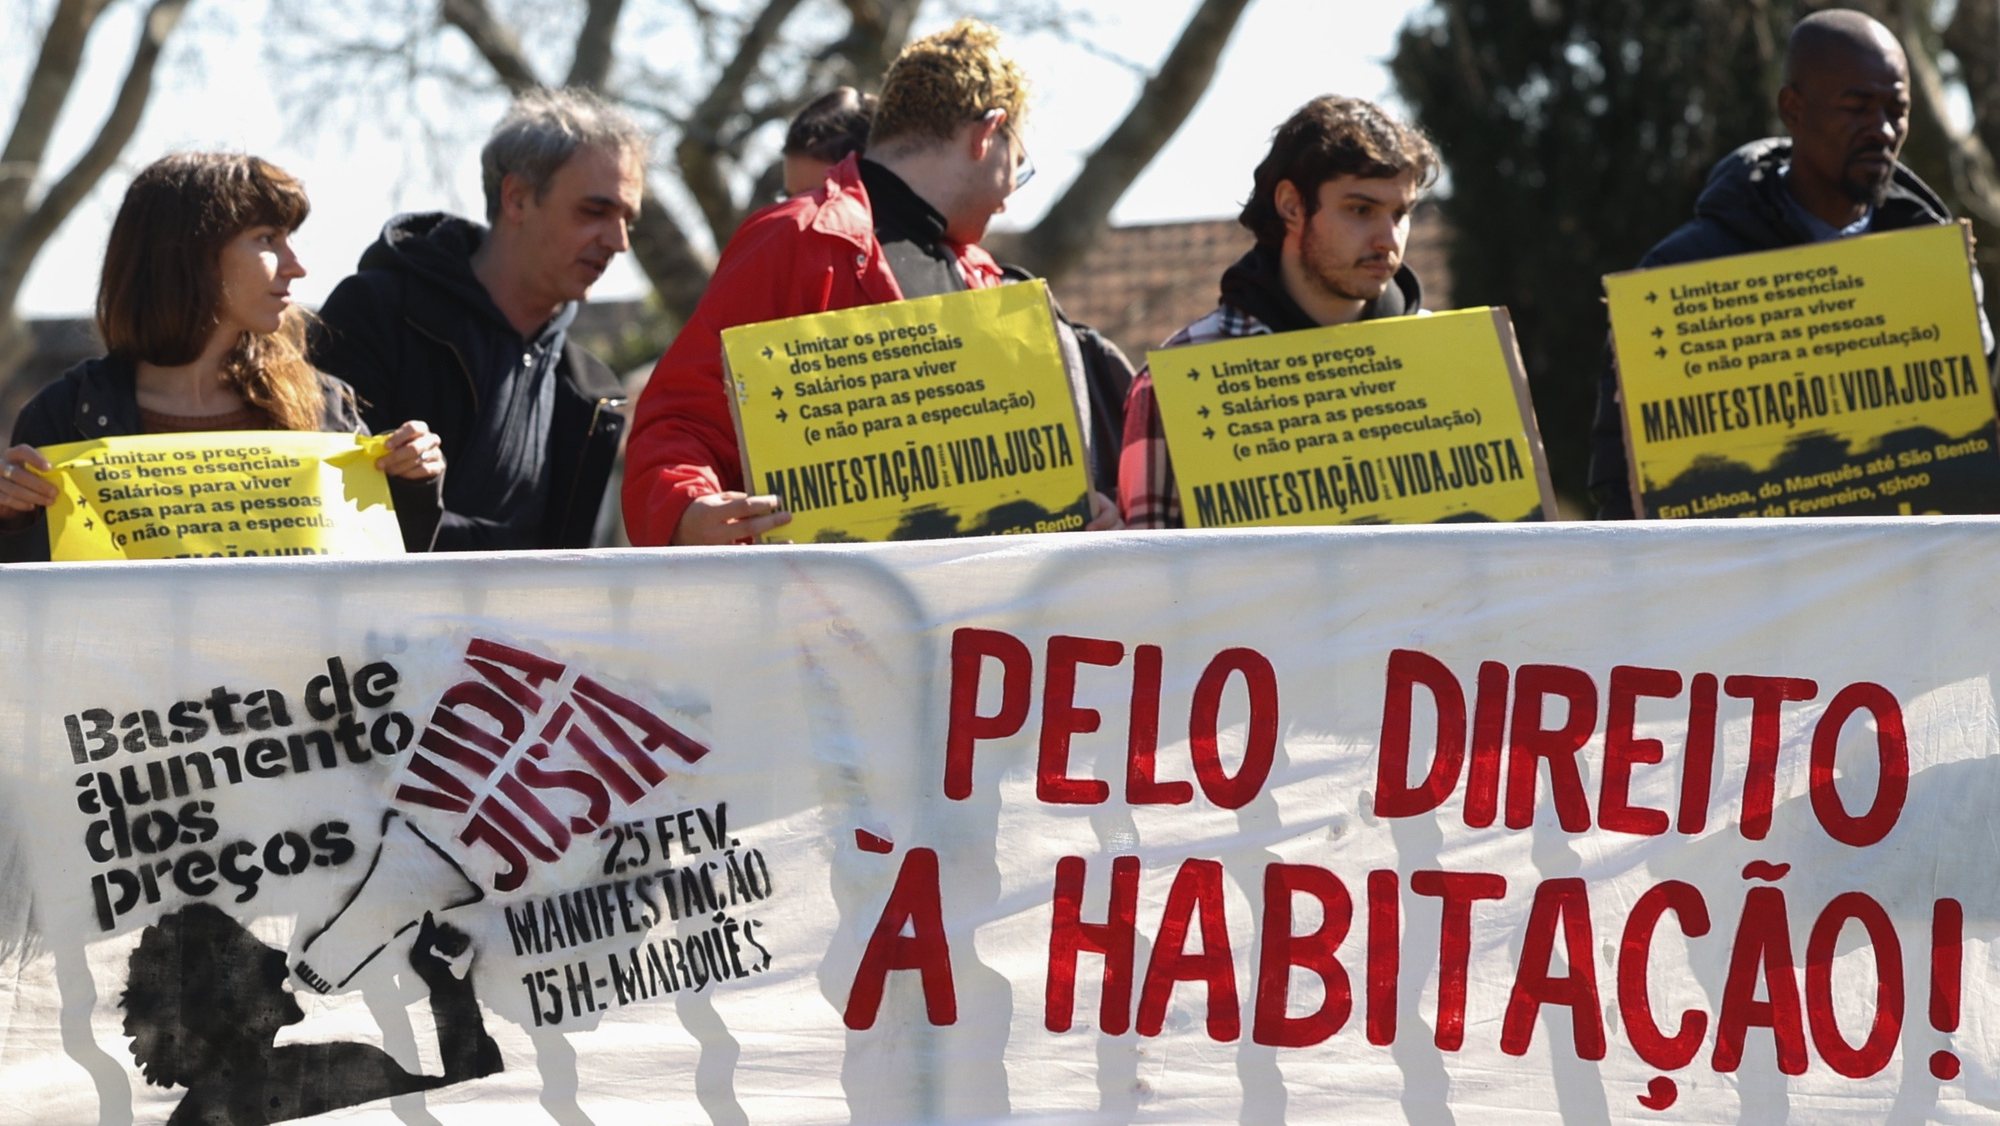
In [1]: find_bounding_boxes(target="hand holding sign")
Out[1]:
[672,491,793,546]
[375,420,445,482]
[721,280,1093,543]
[0,444,58,519]
[34,430,406,559]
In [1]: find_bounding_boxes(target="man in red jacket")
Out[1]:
[624,19,1033,546]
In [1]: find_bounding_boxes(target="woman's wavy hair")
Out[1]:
[97,153,322,431]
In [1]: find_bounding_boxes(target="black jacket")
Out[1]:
[1589,137,1994,517]
[312,213,627,550]
[3,355,442,561]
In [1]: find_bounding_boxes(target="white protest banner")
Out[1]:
[2,523,1999,1122]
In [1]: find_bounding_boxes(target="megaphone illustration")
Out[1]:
[293,810,483,994]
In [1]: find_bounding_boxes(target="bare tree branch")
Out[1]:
[565,0,624,89]
[439,0,542,94]
[828,0,923,85]
[676,0,808,245]
[0,0,115,223]
[1943,0,2000,184]
[0,0,192,313]
[631,186,714,321]
[1899,0,2000,227]
[1010,0,1255,281]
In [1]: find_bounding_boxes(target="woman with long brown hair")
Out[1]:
[0,152,443,560]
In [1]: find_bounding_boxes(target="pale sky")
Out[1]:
[9,0,1420,317]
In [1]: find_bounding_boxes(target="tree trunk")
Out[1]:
[565,0,625,88]
[0,0,114,226]
[1008,0,1255,283]
[439,0,541,94]
[832,0,924,87]
[630,190,715,324]
[675,0,811,248]
[0,0,191,385]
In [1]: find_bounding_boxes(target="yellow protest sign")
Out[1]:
[33,431,404,560]
[1605,223,2000,518]
[1146,307,1554,527]
[721,280,1091,542]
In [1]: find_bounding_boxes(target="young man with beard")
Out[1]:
[314,88,645,550]
[1588,8,1996,518]
[1118,95,1439,528]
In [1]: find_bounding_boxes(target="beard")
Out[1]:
[1842,153,1897,208]
[1299,227,1395,305]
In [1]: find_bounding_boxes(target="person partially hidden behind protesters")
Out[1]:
[313,88,642,551]
[0,153,444,563]
[782,86,877,197]
[623,19,1119,545]
[121,904,500,1125]
[1118,96,1438,528]
[1587,8,1998,518]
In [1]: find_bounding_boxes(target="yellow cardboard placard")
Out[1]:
[32,431,403,560]
[721,280,1091,542]
[1146,307,1554,526]
[1605,223,2000,518]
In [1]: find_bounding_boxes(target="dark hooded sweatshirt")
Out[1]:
[312,213,627,550]
[1221,241,1423,332]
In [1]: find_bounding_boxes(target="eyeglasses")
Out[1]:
[995,116,1034,191]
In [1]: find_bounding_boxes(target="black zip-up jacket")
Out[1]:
[3,355,442,561]
[1589,137,1996,518]
[312,213,627,550]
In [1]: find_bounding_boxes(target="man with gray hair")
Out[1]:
[315,87,644,549]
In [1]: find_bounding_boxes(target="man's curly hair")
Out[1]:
[868,19,1028,152]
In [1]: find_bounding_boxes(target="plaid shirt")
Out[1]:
[1116,303,1276,529]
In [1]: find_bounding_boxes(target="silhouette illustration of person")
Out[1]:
[120,903,500,1124]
